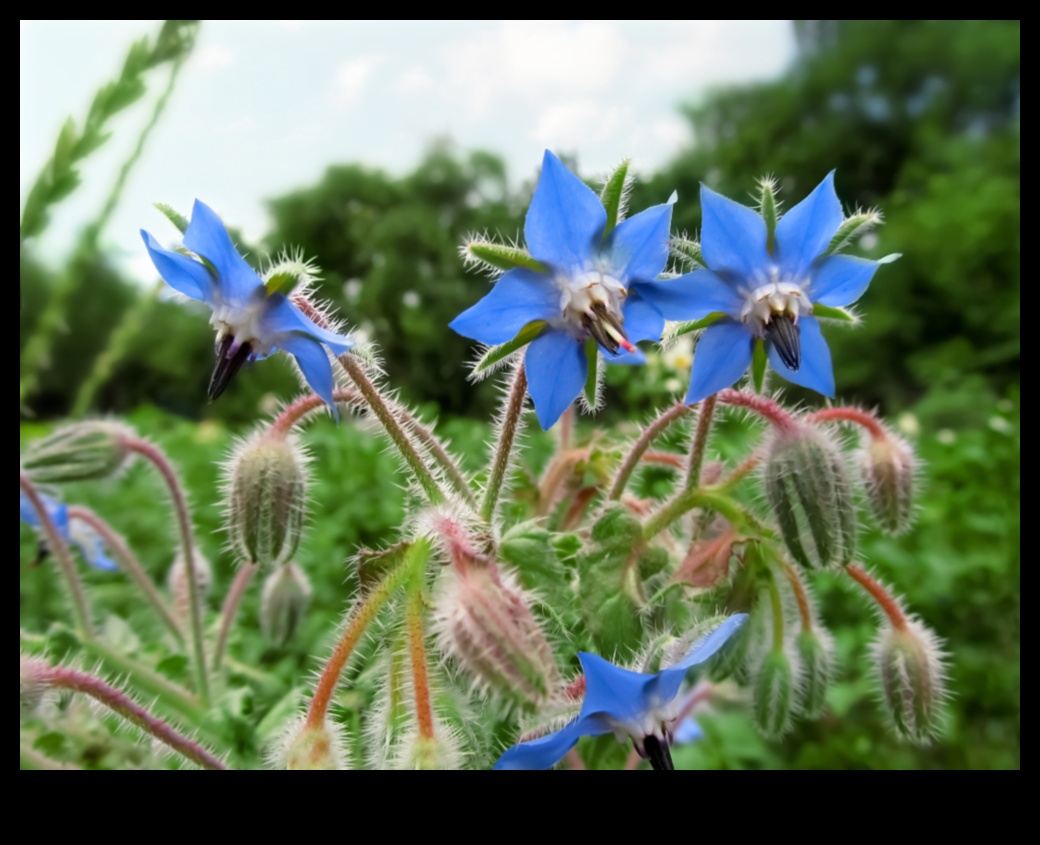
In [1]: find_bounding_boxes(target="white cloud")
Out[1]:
[336,56,382,104]
[397,66,434,93]
[195,44,235,71]
[532,100,630,148]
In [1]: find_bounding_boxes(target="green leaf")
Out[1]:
[812,303,859,324]
[155,654,189,679]
[752,338,767,393]
[154,202,189,234]
[471,320,548,376]
[583,338,600,409]
[599,159,631,238]
[466,242,547,273]
[666,312,726,339]
[671,236,704,268]
[33,733,67,756]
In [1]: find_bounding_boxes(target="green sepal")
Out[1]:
[583,339,600,409]
[264,271,300,297]
[751,338,768,393]
[758,177,779,255]
[811,303,859,324]
[472,320,549,376]
[466,242,548,274]
[666,311,726,340]
[826,210,882,254]
[599,159,631,238]
[154,202,189,234]
[671,236,704,268]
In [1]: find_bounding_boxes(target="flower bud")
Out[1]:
[434,554,558,709]
[260,562,312,645]
[796,629,834,717]
[873,618,947,744]
[857,431,917,534]
[273,717,347,770]
[764,425,857,569]
[753,649,797,738]
[166,551,212,620]
[21,421,132,484]
[391,726,464,770]
[226,432,309,568]
[20,656,50,716]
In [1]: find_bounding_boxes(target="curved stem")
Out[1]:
[765,566,786,650]
[642,488,753,541]
[806,406,886,440]
[67,506,183,645]
[685,395,718,491]
[482,366,528,523]
[717,389,797,431]
[718,451,762,491]
[608,403,691,500]
[212,563,258,672]
[33,661,226,770]
[20,474,92,636]
[782,562,814,633]
[845,563,907,631]
[537,448,586,517]
[125,439,209,704]
[406,578,435,741]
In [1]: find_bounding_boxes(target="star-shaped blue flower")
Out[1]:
[20,492,117,571]
[493,613,747,770]
[675,173,884,403]
[451,151,701,430]
[141,200,353,414]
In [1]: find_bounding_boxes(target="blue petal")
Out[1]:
[183,200,263,303]
[449,269,559,345]
[262,297,355,354]
[775,172,843,279]
[578,652,655,723]
[809,255,879,307]
[524,329,587,430]
[767,316,834,396]
[607,346,647,366]
[685,320,755,404]
[606,202,672,283]
[621,293,665,344]
[652,614,749,705]
[71,526,119,572]
[633,269,743,322]
[19,491,42,527]
[493,719,588,770]
[524,151,605,271]
[673,718,704,745]
[699,185,769,278]
[278,335,340,421]
[141,231,215,304]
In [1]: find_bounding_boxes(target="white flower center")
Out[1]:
[209,291,272,356]
[608,697,681,747]
[739,267,813,338]
[554,269,633,353]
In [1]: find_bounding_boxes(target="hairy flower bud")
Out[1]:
[167,551,211,620]
[796,628,834,717]
[20,655,50,716]
[273,716,347,770]
[260,562,312,645]
[857,431,917,534]
[873,618,947,743]
[753,649,797,738]
[21,421,132,484]
[764,424,857,569]
[391,726,465,770]
[434,550,558,709]
[226,432,309,568]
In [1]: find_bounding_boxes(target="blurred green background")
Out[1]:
[20,20,1019,769]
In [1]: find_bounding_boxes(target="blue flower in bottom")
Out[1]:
[494,614,746,770]
[20,492,117,571]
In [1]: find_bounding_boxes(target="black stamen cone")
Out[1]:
[642,735,675,771]
[765,314,801,371]
[209,336,253,400]
[581,302,628,356]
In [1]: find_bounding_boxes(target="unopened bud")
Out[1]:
[874,618,947,744]
[434,554,558,708]
[858,431,916,534]
[753,649,796,738]
[167,551,212,619]
[21,421,132,484]
[226,432,309,568]
[260,562,312,645]
[20,656,50,715]
[274,717,348,770]
[391,726,464,770]
[796,629,834,717]
[764,425,857,569]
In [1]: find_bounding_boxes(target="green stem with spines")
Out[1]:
[685,395,718,491]
[481,365,527,523]
[212,563,258,672]
[406,576,435,741]
[642,488,757,541]
[608,402,691,500]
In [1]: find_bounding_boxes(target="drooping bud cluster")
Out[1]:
[857,428,917,534]
[167,551,211,620]
[21,421,133,484]
[225,431,309,568]
[260,562,312,645]
[873,617,948,744]
[764,423,857,569]
[431,517,558,708]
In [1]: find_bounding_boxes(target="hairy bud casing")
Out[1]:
[874,619,947,744]
[796,629,834,717]
[753,649,796,738]
[275,717,347,770]
[21,421,132,484]
[764,425,857,569]
[167,551,212,620]
[260,562,312,645]
[858,432,916,534]
[227,433,308,568]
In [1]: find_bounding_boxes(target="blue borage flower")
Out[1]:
[676,173,885,403]
[494,613,746,770]
[452,151,709,430]
[141,200,353,416]
[19,492,117,571]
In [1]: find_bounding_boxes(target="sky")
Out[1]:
[20,20,796,280]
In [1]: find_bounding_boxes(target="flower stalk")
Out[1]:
[845,563,908,631]
[213,563,259,672]
[406,578,435,741]
[608,402,691,500]
[482,365,528,522]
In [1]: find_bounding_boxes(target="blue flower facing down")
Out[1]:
[141,200,353,414]
[20,492,117,571]
[452,151,706,430]
[494,614,747,770]
[676,173,885,403]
